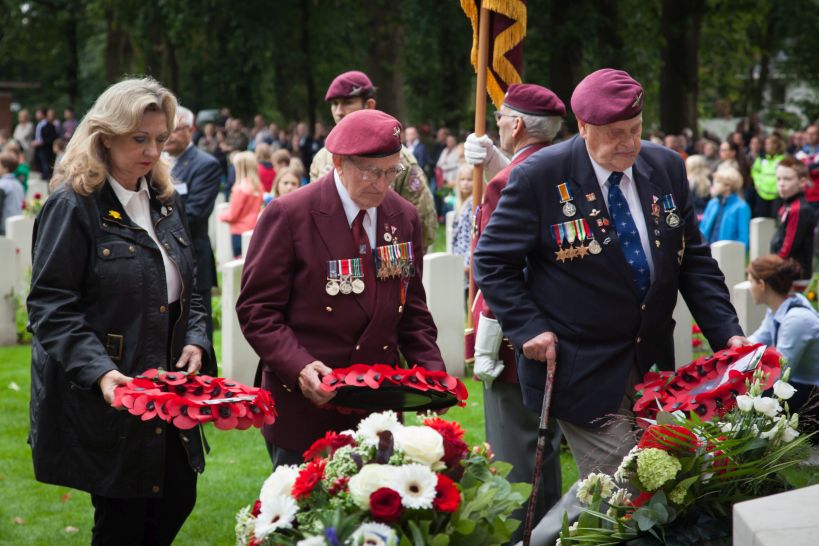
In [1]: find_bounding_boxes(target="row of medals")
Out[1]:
[558,200,602,262]
[326,276,364,296]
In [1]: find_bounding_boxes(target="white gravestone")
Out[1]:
[26,179,50,201]
[220,259,257,387]
[241,230,254,259]
[0,237,18,345]
[733,280,766,336]
[445,210,456,254]
[733,484,819,546]
[672,292,693,369]
[214,202,233,266]
[421,252,466,377]
[750,217,776,262]
[5,215,34,290]
[208,192,226,251]
[710,240,745,305]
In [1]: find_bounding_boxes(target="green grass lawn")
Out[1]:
[0,336,577,545]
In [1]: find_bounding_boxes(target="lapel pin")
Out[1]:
[590,208,601,217]
[603,237,612,246]
[585,192,597,202]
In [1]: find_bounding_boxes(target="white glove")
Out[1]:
[474,314,505,385]
[464,133,509,179]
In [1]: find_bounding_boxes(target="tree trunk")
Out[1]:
[300,0,316,135]
[659,0,706,136]
[361,0,405,120]
[750,14,776,114]
[548,2,584,127]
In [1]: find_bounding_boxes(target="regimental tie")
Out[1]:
[607,172,651,300]
[351,210,376,308]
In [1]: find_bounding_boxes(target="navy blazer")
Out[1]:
[171,145,222,291]
[473,135,742,426]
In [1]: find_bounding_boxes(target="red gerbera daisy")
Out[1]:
[433,473,461,513]
[292,458,326,500]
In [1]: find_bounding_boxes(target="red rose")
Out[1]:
[638,425,699,454]
[692,338,702,348]
[303,431,356,461]
[433,473,461,513]
[251,499,262,517]
[291,458,326,500]
[691,324,702,334]
[369,487,404,523]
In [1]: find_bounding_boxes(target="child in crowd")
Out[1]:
[747,254,819,420]
[1,141,29,191]
[699,166,750,248]
[255,143,275,193]
[685,154,711,219]
[219,151,263,258]
[770,156,816,276]
[271,148,291,176]
[52,138,66,171]
[272,167,301,198]
[0,152,24,236]
[451,163,474,291]
[288,157,309,186]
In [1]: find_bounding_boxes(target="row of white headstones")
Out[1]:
[1,187,778,379]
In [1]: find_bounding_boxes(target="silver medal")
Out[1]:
[383,233,392,242]
[666,212,680,228]
[588,239,602,255]
[562,202,576,217]
[352,279,365,294]
[340,280,353,295]
[325,280,340,296]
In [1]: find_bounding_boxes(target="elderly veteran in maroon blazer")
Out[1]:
[237,109,445,467]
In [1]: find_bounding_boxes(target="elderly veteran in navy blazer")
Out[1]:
[237,109,445,468]
[474,69,749,483]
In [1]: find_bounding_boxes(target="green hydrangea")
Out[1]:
[668,482,688,505]
[636,448,681,490]
[324,446,359,482]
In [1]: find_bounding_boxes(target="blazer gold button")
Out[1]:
[159,305,167,313]
[382,345,389,351]
[325,306,333,312]
[355,344,361,350]
[102,248,111,256]
[178,237,186,244]
[129,245,136,254]
[636,337,642,343]
[398,305,403,313]
[155,426,163,435]
[163,242,170,249]
[640,304,646,311]
[152,485,160,493]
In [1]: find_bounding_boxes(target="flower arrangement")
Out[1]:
[236,411,530,546]
[113,368,276,430]
[560,350,815,546]
[23,192,44,218]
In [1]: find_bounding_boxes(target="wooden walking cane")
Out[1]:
[466,5,490,332]
[523,358,557,546]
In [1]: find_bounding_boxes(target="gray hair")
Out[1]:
[176,106,194,128]
[518,113,562,142]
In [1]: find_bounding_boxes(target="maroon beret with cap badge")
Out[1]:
[324,70,375,102]
[324,109,403,158]
[570,68,644,125]
[503,83,566,117]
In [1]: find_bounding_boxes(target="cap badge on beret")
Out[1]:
[393,126,401,138]
[349,85,362,96]
[631,91,643,109]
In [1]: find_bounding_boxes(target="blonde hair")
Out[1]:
[232,151,261,195]
[52,77,177,201]
[288,157,305,179]
[255,142,272,162]
[685,154,711,198]
[455,162,473,214]
[713,165,743,194]
[273,167,300,197]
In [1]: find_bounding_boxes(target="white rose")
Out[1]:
[736,395,755,412]
[773,380,797,401]
[348,464,395,509]
[297,538,328,546]
[753,396,782,418]
[259,464,300,502]
[394,426,445,466]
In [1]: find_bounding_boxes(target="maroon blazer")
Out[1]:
[237,173,445,452]
[471,143,548,383]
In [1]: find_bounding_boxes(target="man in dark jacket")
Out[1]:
[165,106,223,340]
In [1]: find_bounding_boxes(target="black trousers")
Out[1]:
[90,432,197,546]
[265,441,304,469]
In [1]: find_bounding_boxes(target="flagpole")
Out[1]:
[467,6,490,330]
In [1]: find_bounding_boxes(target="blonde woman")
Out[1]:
[28,77,213,545]
[219,151,263,257]
[685,154,711,218]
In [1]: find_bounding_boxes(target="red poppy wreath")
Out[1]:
[319,364,468,413]
[633,344,783,422]
[112,369,276,430]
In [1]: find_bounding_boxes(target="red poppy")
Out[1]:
[433,474,461,513]
[638,425,699,454]
[292,458,326,500]
[213,403,243,430]
[303,431,357,461]
[691,324,702,334]
[692,338,702,348]
[369,487,404,522]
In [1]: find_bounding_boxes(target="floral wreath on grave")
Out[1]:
[318,364,468,414]
[633,343,782,422]
[113,368,276,430]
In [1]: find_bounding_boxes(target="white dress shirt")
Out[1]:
[588,154,655,281]
[334,169,376,247]
[109,177,182,302]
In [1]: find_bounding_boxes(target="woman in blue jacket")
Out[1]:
[700,165,751,248]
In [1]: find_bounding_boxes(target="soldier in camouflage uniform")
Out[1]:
[309,70,438,249]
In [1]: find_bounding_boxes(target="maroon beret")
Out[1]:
[324,70,375,102]
[571,68,644,125]
[325,109,402,158]
[504,83,566,117]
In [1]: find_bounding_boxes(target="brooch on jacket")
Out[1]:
[107,209,122,221]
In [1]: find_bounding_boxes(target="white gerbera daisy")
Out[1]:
[254,494,298,540]
[352,522,398,546]
[576,472,615,504]
[613,446,641,484]
[356,411,402,447]
[393,463,437,509]
[259,464,300,502]
[297,537,328,546]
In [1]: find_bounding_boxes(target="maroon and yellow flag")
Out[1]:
[461,0,527,109]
